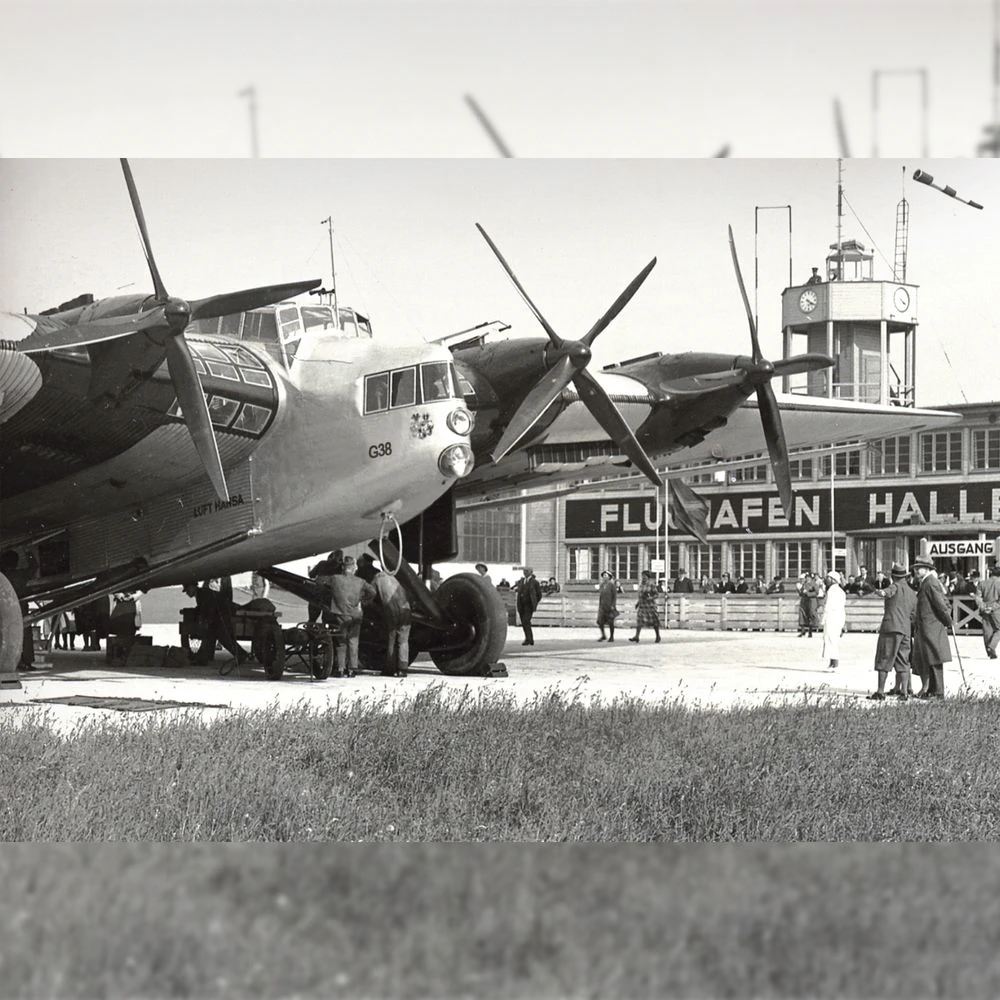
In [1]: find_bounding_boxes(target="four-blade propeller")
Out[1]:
[16,160,321,501]
[476,223,663,489]
[727,224,795,516]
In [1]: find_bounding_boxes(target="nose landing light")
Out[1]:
[447,406,474,436]
[439,443,475,479]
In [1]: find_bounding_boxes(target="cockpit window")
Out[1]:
[242,311,278,344]
[278,308,303,341]
[391,368,417,407]
[301,305,337,331]
[338,308,359,338]
[365,372,389,413]
[421,361,455,402]
[218,313,242,339]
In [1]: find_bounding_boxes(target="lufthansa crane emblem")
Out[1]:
[410,412,434,439]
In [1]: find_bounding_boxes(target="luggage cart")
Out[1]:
[180,607,337,680]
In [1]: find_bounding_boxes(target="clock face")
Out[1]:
[893,287,910,312]
[799,289,818,313]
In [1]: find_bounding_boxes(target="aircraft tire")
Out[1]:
[430,572,508,676]
[0,573,24,674]
[259,623,286,680]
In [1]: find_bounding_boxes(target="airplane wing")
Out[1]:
[454,379,958,502]
[674,393,959,465]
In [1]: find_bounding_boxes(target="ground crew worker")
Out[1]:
[327,556,376,677]
[373,568,412,676]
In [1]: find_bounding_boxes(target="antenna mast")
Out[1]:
[320,216,338,319]
[894,167,910,282]
[835,159,844,281]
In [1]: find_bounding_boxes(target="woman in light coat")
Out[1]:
[821,570,847,669]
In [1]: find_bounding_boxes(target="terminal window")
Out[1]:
[821,449,862,478]
[972,428,1000,471]
[774,541,812,580]
[457,507,521,564]
[605,544,641,583]
[868,436,911,476]
[920,430,963,473]
[569,546,601,582]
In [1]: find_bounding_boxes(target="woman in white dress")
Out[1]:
[821,570,847,670]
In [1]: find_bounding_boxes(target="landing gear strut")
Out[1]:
[375,541,508,676]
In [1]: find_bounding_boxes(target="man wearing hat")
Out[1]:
[911,556,953,698]
[974,564,1000,659]
[821,570,846,669]
[474,562,493,588]
[514,566,542,646]
[869,563,918,701]
[596,570,619,642]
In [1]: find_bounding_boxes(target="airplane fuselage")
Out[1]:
[2,319,474,594]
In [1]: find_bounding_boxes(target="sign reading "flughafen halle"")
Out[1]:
[565,482,1000,539]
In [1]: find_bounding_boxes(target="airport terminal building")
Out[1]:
[458,239,1000,588]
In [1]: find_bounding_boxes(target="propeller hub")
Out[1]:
[164,297,192,331]
[568,341,591,368]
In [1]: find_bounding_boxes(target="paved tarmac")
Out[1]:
[4,623,999,734]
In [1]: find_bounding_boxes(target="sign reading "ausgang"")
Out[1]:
[927,539,1000,558]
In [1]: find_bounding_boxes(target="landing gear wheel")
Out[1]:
[430,572,508,676]
[0,573,24,674]
[259,624,285,680]
[310,632,334,680]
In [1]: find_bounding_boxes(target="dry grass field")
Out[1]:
[5,688,1000,997]
[2,844,1000,998]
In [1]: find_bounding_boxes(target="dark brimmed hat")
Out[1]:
[600,570,612,579]
[475,562,488,572]
[890,563,908,578]
[913,556,935,570]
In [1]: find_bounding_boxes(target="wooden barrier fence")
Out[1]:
[510,592,987,634]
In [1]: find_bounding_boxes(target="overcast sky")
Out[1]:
[2,157,995,408]
[2,0,997,157]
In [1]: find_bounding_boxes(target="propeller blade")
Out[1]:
[11,310,165,354]
[490,354,576,463]
[667,478,709,544]
[166,335,229,501]
[464,95,514,158]
[190,279,324,322]
[771,353,835,377]
[581,258,657,347]
[573,368,662,488]
[120,159,168,302]
[727,224,762,364]
[757,381,793,517]
[475,224,562,346]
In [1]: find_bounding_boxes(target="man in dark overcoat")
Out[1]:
[868,563,917,701]
[515,566,542,646]
[911,556,953,699]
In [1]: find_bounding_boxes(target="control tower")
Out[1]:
[780,238,918,406]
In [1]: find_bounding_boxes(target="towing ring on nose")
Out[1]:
[378,512,403,576]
